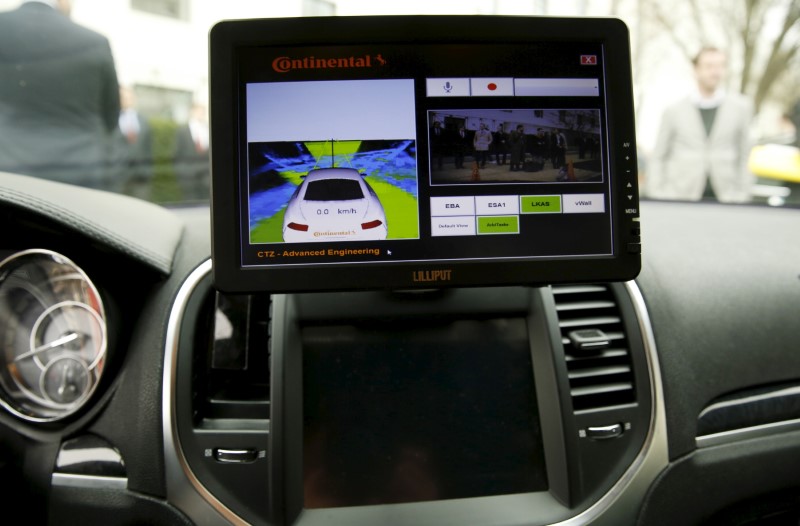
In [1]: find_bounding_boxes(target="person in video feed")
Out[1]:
[452,125,470,169]
[472,122,493,169]
[532,128,548,170]
[0,0,121,189]
[493,124,508,165]
[508,125,526,172]
[553,129,568,170]
[429,120,447,170]
[646,46,754,202]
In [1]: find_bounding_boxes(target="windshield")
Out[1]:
[0,0,797,207]
[304,179,364,201]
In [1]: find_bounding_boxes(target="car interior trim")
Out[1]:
[54,435,127,478]
[697,383,800,435]
[476,279,670,526]
[163,259,249,526]
[699,385,800,417]
[0,171,183,275]
[695,418,800,449]
[545,280,669,526]
[51,472,128,490]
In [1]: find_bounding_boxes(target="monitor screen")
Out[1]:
[301,317,548,508]
[211,16,641,292]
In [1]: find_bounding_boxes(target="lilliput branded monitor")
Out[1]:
[210,15,641,293]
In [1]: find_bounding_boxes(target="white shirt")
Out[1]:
[189,119,209,151]
[691,87,727,109]
[119,109,140,136]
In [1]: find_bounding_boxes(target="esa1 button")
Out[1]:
[214,448,259,463]
[586,424,624,440]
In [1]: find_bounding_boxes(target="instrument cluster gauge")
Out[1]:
[0,249,107,422]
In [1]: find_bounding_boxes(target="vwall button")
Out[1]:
[563,194,605,213]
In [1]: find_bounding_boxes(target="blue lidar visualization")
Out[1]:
[248,140,418,236]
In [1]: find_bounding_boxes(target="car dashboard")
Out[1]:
[1,171,799,525]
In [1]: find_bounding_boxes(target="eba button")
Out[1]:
[430,196,475,216]
[521,195,562,213]
[477,215,519,235]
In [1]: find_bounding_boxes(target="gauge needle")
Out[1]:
[15,333,79,362]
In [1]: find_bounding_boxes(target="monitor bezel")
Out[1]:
[210,15,641,293]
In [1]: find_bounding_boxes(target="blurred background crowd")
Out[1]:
[0,0,797,205]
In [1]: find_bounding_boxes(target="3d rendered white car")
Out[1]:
[282,168,388,242]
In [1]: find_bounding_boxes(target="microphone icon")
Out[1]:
[443,81,453,93]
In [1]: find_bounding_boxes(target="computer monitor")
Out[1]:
[210,15,641,293]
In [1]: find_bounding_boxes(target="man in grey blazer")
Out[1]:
[645,47,754,203]
[0,0,120,189]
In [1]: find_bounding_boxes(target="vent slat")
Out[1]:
[555,300,616,312]
[565,348,629,361]
[552,284,636,412]
[552,285,608,295]
[558,316,620,328]
[571,383,634,397]
[568,365,631,379]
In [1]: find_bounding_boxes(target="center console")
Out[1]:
[166,265,662,525]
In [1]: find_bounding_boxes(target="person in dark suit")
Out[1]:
[492,124,508,165]
[530,128,548,170]
[508,125,526,172]
[0,0,121,189]
[554,130,568,169]
[429,120,447,170]
[174,101,211,201]
[452,126,471,169]
[112,86,154,197]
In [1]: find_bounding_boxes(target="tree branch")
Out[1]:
[753,0,800,110]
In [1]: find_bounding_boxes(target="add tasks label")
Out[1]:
[477,215,519,235]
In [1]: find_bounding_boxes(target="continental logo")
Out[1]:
[272,54,387,73]
[412,270,453,283]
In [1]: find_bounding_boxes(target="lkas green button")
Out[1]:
[477,215,519,234]
[521,195,562,213]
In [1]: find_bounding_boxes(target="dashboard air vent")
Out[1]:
[551,284,635,412]
[196,292,272,423]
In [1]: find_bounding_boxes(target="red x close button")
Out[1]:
[581,55,597,65]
